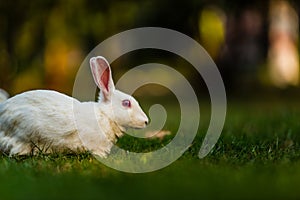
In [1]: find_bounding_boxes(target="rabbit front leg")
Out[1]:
[74,102,116,157]
[76,127,114,158]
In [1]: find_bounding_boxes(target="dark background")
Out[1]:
[0,0,299,98]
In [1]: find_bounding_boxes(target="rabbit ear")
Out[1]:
[90,56,115,102]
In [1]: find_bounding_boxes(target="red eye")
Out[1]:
[122,99,131,108]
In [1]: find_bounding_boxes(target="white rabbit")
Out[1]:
[0,56,148,157]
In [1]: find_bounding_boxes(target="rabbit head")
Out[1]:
[90,56,149,130]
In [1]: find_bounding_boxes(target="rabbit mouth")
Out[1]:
[132,127,144,130]
[123,124,146,130]
[132,123,147,129]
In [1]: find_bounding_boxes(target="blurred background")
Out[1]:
[0,0,299,98]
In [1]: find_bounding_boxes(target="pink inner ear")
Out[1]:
[101,66,110,92]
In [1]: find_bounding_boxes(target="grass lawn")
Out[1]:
[1,97,300,200]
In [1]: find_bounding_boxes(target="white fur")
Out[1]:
[0,89,9,103]
[0,56,148,157]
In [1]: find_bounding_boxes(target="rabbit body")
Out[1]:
[0,56,148,157]
[0,90,122,157]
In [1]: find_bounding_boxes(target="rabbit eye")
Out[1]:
[122,99,131,108]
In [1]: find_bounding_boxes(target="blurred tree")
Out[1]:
[0,0,298,95]
[268,0,299,88]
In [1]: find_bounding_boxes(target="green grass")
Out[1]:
[1,99,300,200]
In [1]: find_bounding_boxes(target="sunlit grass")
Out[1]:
[0,99,300,199]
